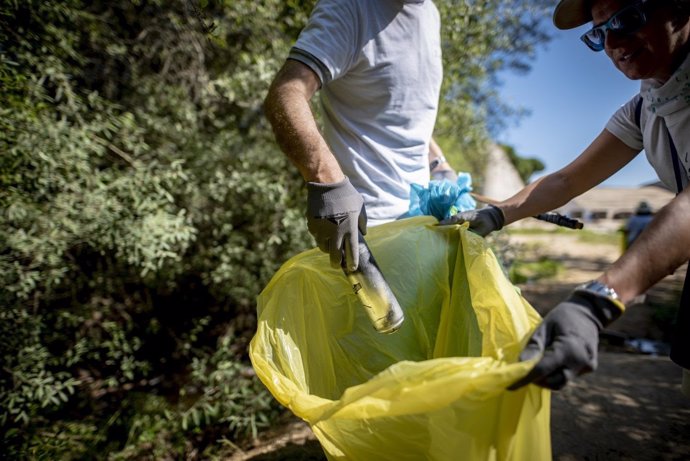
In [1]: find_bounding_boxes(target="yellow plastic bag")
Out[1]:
[250,216,550,460]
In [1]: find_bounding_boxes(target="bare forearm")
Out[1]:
[429,138,452,169]
[498,130,639,225]
[264,63,343,183]
[600,187,690,303]
[497,171,580,225]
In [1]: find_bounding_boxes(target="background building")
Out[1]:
[555,183,674,231]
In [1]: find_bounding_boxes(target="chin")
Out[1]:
[615,62,655,81]
[619,69,645,80]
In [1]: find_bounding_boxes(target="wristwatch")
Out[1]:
[573,280,626,325]
[575,280,620,302]
[429,155,447,171]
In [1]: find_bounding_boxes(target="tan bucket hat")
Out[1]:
[553,0,592,30]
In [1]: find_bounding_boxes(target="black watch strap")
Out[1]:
[429,155,446,171]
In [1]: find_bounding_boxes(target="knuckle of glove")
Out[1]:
[306,179,363,218]
[457,210,477,224]
[560,335,597,374]
[470,212,494,236]
[484,206,505,230]
[307,216,339,249]
[439,214,461,226]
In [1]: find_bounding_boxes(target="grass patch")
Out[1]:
[509,257,563,284]
[575,230,621,246]
[506,227,620,246]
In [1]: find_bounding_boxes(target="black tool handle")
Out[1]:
[533,212,584,229]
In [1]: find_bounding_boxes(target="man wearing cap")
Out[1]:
[442,0,690,393]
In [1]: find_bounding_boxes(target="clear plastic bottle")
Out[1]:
[342,232,404,334]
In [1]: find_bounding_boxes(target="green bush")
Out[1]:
[1,1,311,457]
[509,257,563,284]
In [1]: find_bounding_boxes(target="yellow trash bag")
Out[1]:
[250,216,550,460]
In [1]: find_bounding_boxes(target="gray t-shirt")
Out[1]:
[606,53,690,193]
[289,0,443,225]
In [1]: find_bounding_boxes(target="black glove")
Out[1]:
[306,178,367,271]
[509,287,624,390]
[438,204,504,237]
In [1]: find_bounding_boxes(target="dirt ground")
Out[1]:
[229,231,690,461]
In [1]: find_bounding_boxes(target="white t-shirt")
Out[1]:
[606,53,690,193]
[289,0,443,225]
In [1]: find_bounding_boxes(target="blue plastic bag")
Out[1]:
[407,173,476,220]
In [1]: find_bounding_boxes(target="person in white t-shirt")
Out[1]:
[442,0,690,392]
[264,0,456,271]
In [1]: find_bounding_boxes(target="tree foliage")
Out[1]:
[501,143,546,183]
[435,0,552,179]
[0,0,550,457]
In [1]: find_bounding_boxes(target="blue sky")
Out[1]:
[497,24,658,187]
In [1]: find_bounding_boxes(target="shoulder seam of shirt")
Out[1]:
[289,47,333,85]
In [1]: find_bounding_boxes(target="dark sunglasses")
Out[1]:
[580,1,649,52]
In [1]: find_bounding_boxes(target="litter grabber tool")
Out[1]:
[533,211,584,229]
[472,193,584,230]
[342,231,404,334]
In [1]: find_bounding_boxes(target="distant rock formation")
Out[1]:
[480,143,525,201]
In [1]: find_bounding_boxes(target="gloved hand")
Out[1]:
[306,177,367,271]
[508,288,624,390]
[438,204,505,237]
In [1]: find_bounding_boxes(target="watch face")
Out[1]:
[579,281,618,300]
[588,281,605,292]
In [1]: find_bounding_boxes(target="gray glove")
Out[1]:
[438,204,505,237]
[306,178,367,271]
[508,289,623,390]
